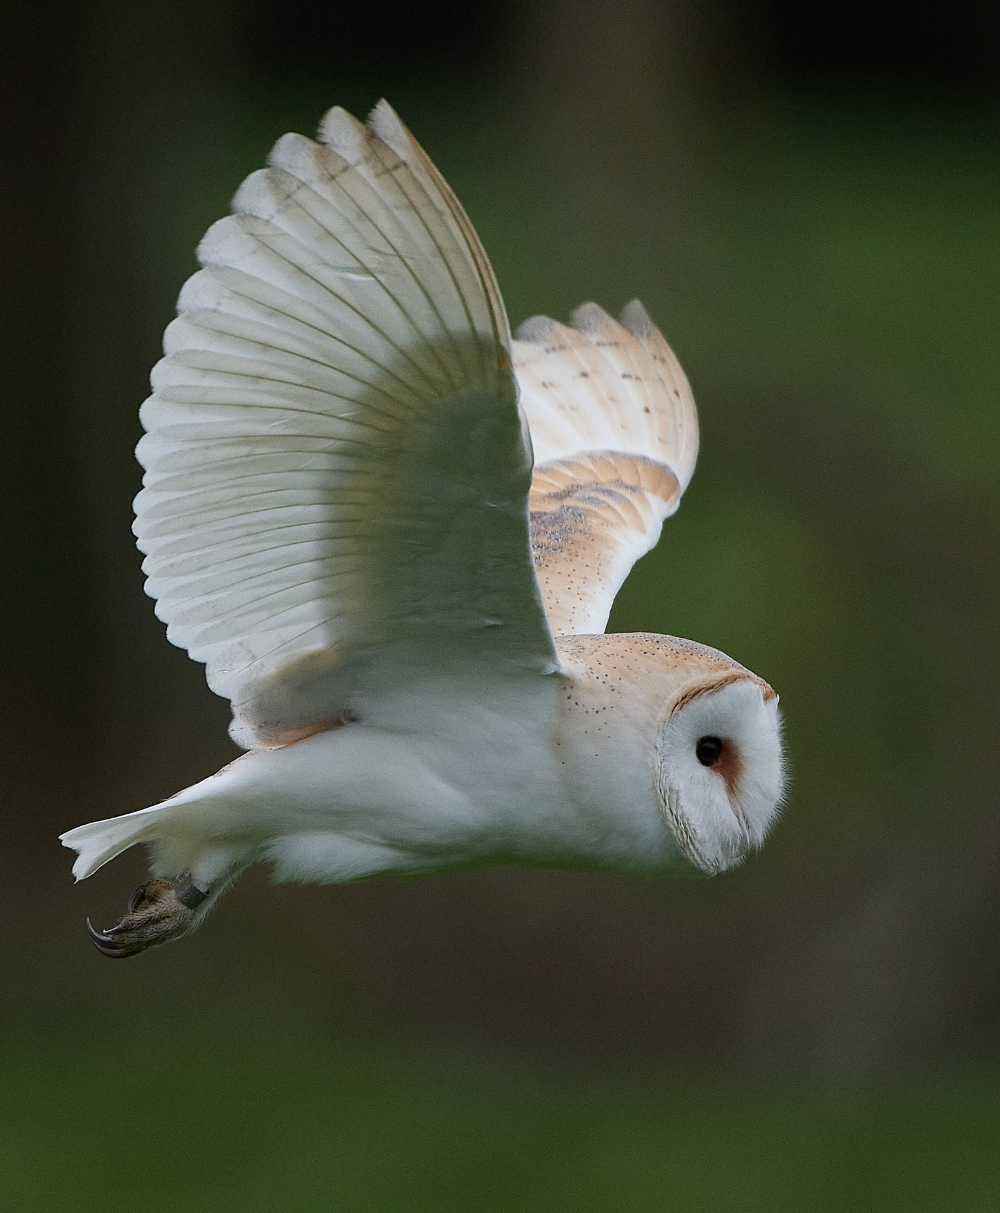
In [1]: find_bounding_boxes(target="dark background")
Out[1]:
[3,1,1000,1207]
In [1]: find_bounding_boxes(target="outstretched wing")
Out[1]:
[134,101,558,749]
[514,302,698,636]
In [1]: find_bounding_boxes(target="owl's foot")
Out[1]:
[86,876,210,958]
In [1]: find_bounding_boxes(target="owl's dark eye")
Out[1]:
[696,736,724,767]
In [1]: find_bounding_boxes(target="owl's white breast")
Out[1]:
[550,639,702,875]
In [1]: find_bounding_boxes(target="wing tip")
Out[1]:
[365,98,421,167]
[515,314,560,343]
[518,299,660,344]
[569,302,617,337]
[366,98,403,140]
[316,104,368,155]
[619,298,657,338]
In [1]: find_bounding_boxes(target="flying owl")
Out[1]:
[62,102,785,957]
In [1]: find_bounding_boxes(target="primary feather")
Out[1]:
[135,101,556,749]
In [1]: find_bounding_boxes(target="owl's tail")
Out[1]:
[61,754,261,881]
[59,807,165,881]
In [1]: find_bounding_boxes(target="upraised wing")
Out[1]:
[514,302,698,636]
[134,102,558,749]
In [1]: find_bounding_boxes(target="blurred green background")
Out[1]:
[4,0,1000,1207]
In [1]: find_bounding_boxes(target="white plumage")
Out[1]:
[61,102,784,958]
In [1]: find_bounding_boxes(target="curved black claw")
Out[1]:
[86,917,136,959]
[85,878,205,959]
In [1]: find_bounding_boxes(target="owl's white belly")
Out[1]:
[125,671,680,887]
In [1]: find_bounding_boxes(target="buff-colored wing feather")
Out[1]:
[134,102,558,749]
[513,301,698,635]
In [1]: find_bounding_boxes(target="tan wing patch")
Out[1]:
[515,302,698,638]
[529,452,680,636]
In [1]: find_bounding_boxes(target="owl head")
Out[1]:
[555,632,785,876]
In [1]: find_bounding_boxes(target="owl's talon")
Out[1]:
[85,878,204,959]
[86,919,123,952]
[127,884,149,914]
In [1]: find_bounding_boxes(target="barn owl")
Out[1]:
[61,102,784,957]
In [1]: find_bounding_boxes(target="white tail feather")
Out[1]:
[60,807,163,881]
